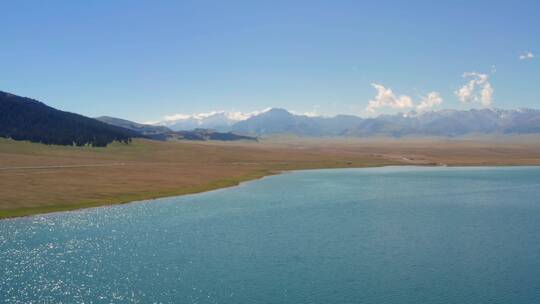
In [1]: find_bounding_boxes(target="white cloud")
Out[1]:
[480,82,493,106]
[164,113,191,122]
[304,105,321,117]
[519,51,534,60]
[226,111,253,121]
[366,83,413,113]
[143,120,161,125]
[416,92,443,112]
[289,105,323,117]
[303,111,320,117]
[289,109,320,117]
[454,72,493,106]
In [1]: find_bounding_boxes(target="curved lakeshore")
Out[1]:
[0,168,273,219]
[1,162,537,220]
[0,164,378,219]
[2,137,540,219]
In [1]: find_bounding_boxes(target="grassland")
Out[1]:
[2,136,540,219]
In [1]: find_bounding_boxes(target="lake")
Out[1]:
[1,166,540,303]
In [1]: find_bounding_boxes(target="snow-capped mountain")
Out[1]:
[157,109,270,131]
[153,107,540,137]
[232,108,540,137]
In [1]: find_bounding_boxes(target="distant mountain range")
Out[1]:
[163,107,540,137]
[95,116,257,142]
[3,89,540,147]
[162,110,265,132]
[97,116,172,136]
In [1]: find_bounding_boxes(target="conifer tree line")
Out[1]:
[0,91,138,147]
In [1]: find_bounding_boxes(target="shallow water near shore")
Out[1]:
[2,166,540,303]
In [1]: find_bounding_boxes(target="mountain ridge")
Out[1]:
[4,88,540,143]
[96,116,257,142]
[226,107,540,137]
[0,91,138,146]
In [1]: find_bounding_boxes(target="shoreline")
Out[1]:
[1,162,396,220]
[0,168,275,220]
[2,163,539,220]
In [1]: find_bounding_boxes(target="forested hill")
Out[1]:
[0,91,139,147]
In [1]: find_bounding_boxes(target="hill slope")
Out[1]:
[0,91,138,146]
[97,116,257,141]
[96,116,172,139]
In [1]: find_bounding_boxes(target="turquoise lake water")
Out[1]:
[1,166,540,303]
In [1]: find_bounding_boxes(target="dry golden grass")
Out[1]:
[1,135,540,218]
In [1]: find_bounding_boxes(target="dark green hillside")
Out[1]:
[0,91,139,147]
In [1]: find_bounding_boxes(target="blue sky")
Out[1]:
[1,0,539,122]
